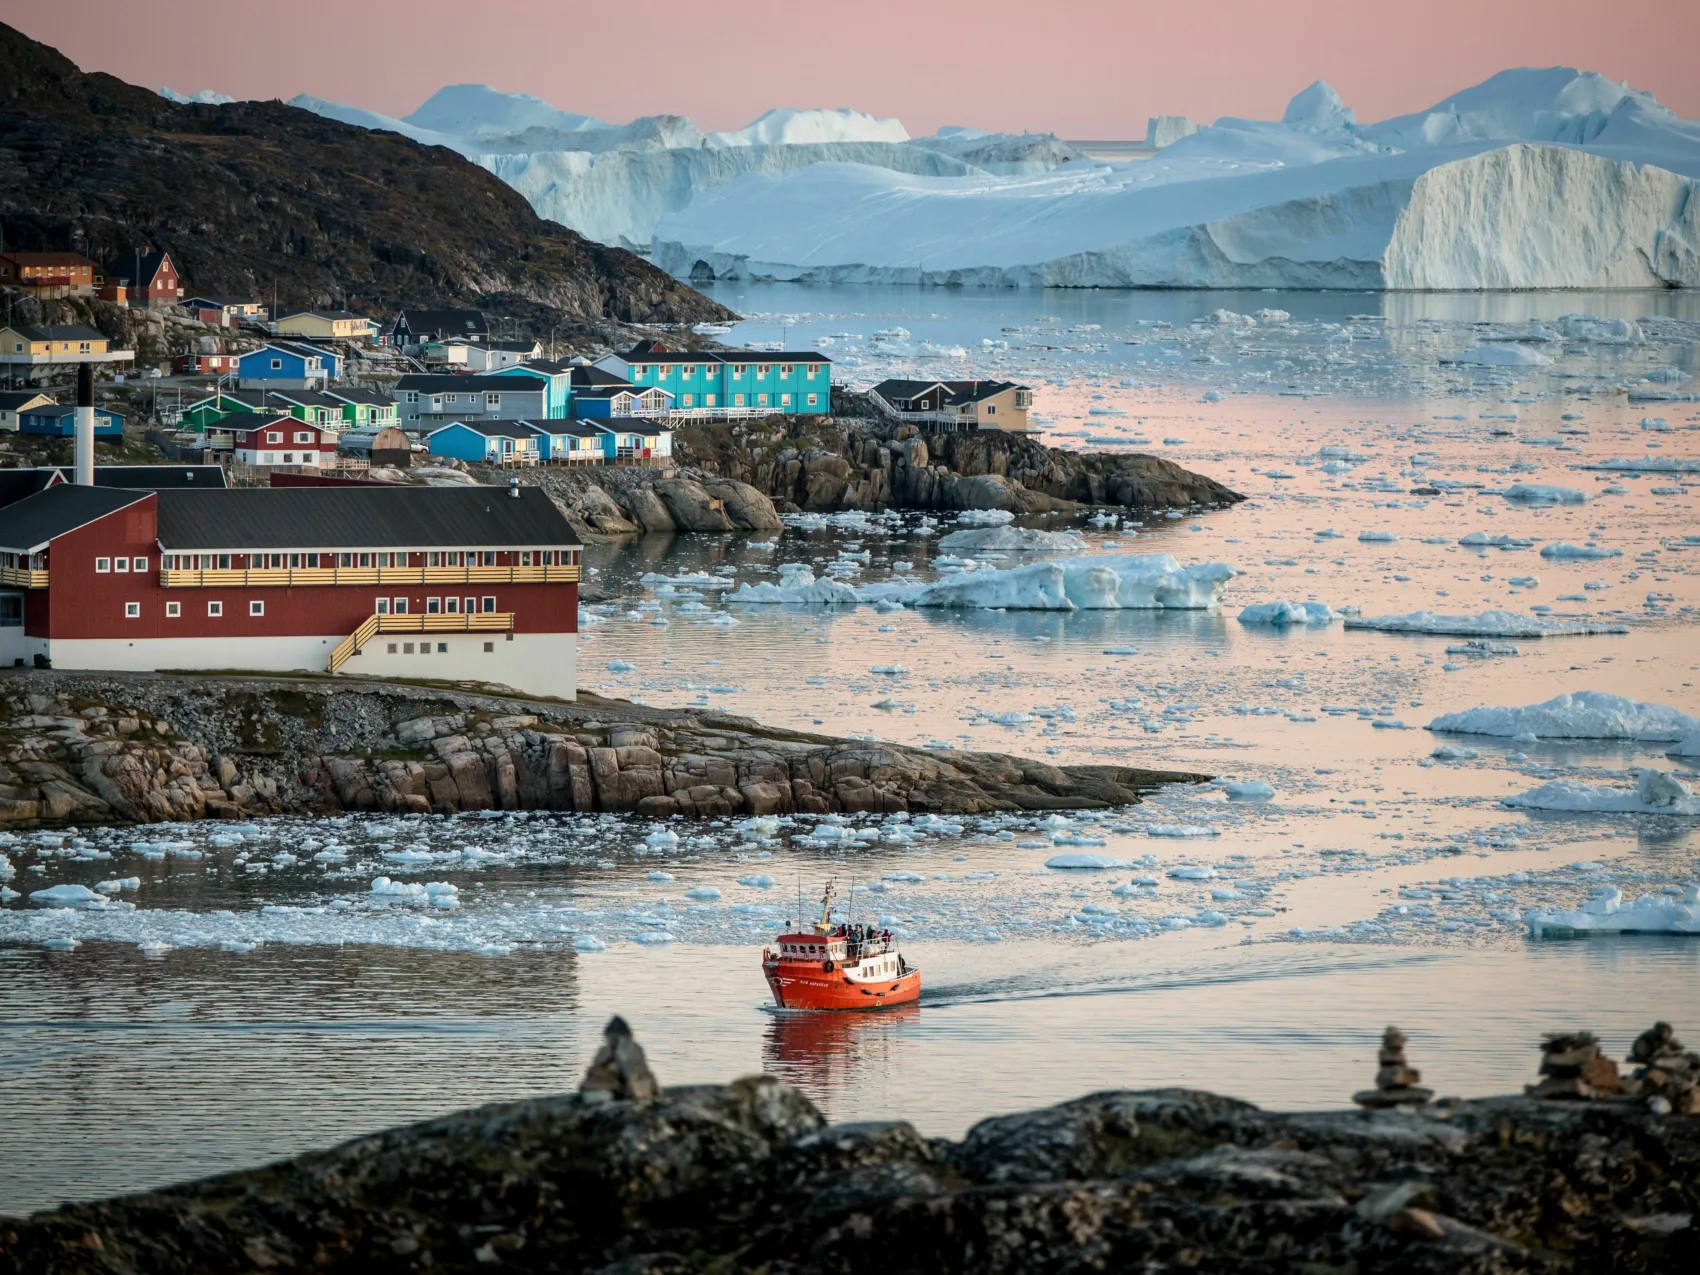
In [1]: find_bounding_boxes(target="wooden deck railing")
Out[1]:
[0,566,49,589]
[161,563,578,589]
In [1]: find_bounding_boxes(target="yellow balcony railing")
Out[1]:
[0,566,48,589]
[160,564,578,589]
[328,611,515,673]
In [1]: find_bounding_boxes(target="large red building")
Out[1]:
[0,480,581,698]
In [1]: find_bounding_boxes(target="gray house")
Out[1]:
[394,374,548,435]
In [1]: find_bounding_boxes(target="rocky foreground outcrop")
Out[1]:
[4,1018,1696,1274]
[530,414,1242,538]
[0,672,1201,827]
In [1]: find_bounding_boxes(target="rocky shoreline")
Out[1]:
[0,672,1204,828]
[523,413,1243,538]
[4,1017,1696,1273]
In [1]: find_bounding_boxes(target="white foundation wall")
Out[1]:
[39,633,578,701]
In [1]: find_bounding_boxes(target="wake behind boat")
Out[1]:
[762,880,920,1011]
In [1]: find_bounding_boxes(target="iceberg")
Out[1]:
[1045,854,1130,869]
[1526,886,1700,938]
[1582,456,1700,473]
[1440,344,1553,367]
[1502,484,1587,505]
[708,107,908,148]
[1428,692,1700,741]
[934,526,1087,554]
[1237,601,1338,626]
[1540,542,1621,560]
[1503,770,1700,814]
[1345,609,1629,638]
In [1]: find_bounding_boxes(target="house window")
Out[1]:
[682,394,693,407]
[633,365,647,376]
[683,366,694,379]
[464,597,476,613]
[165,601,181,618]
[707,394,717,407]
[283,453,294,464]
[207,601,223,617]
[757,365,770,379]
[734,394,745,407]
[95,557,111,573]
[249,600,264,616]
[485,393,500,408]
[483,642,494,653]
[758,393,769,406]
[393,598,408,614]
[124,602,140,618]
[263,453,276,464]
[807,365,818,379]
[266,431,282,444]
[779,365,790,378]
[427,597,441,613]
[438,643,448,653]
[295,431,312,444]
[732,366,744,379]
[807,394,818,406]
[387,643,398,654]
[781,393,792,406]
[405,391,418,404]
[658,366,669,379]
[115,558,129,573]
[482,596,496,613]
[376,597,390,614]
[444,596,460,613]
[986,405,997,415]
[270,358,282,370]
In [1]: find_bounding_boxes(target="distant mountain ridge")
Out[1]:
[0,22,730,329]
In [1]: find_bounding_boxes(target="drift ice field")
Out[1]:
[4,275,1697,1214]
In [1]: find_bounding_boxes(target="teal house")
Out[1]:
[488,360,573,418]
[594,340,830,417]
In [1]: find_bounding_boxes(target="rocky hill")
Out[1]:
[0,22,730,332]
[3,1017,1696,1273]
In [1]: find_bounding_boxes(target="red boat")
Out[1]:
[762,881,920,1011]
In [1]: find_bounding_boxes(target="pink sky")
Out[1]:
[8,0,1698,136]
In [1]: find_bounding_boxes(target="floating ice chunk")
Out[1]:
[607,659,637,672]
[1045,853,1129,869]
[1668,735,1700,759]
[632,931,675,945]
[644,828,680,848]
[1213,779,1274,800]
[1526,885,1700,937]
[475,943,515,956]
[1238,601,1337,626]
[136,940,172,955]
[1193,910,1230,926]
[1583,456,1700,473]
[647,871,675,882]
[1459,532,1535,549]
[1147,825,1221,838]
[1540,542,1621,560]
[1504,771,1699,815]
[1345,609,1628,638]
[881,870,925,882]
[954,509,1015,527]
[28,884,103,906]
[1503,484,1587,505]
[1431,745,1480,760]
[738,874,776,888]
[1168,865,1218,880]
[574,935,607,952]
[935,526,1087,554]
[1357,530,1398,543]
[42,936,81,950]
[684,887,722,901]
[1428,693,1700,741]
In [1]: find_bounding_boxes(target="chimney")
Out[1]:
[508,476,521,499]
[74,362,95,485]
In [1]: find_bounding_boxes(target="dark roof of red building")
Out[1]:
[106,249,173,288]
[154,486,580,551]
[0,484,150,553]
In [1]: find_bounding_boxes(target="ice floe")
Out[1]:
[1428,692,1700,741]
[1503,770,1699,815]
[1345,609,1629,638]
[1237,601,1338,626]
[1526,885,1700,937]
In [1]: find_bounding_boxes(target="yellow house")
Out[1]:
[273,310,379,342]
[0,323,133,366]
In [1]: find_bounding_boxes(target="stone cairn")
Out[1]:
[1527,1031,1624,1100]
[1627,1021,1700,1114]
[579,1016,660,1104]
[1353,1027,1433,1108]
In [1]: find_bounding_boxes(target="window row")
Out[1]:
[375,596,498,614]
[123,600,266,618]
[633,364,820,381]
[95,556,150,573]
[159,550,576,570]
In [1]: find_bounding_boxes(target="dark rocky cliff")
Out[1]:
[0,23,731,331]
[3,1018,1696,1274]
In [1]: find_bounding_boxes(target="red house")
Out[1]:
[103,249,184,308]
[232,415,337,467]
[0,483,581,699]
[171,352,241,376]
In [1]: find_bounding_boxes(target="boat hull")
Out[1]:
[764,961,921,1011]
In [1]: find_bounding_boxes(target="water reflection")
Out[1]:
[762,1004,920,1114]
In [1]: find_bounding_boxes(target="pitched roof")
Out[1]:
[261,389,344,408]
[0,468,60,511]
[232,414,314,435]
[392,308,489,336]
[941,379,1025,404]
[181,294,260,308]
[573,384,671,401]
[567,365,631,387]
[154,486,579,551]
[0,484,151,553]
[395,374,539,393]
[276,309,366,322]
[323,388,395,407]
[23,402,126,420]
[244,341,332,364]
[871,379,947,399]
[625,339,670,356]
[524,419,607,438]
[3,323,107,342]
[20,465,228,492]
[0,391,54,411]
[715,349,831,363]
[431,419,540,439]
[0,251,96,267]
[106,249,171,288]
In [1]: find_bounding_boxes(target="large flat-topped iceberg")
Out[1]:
[707,108,908,148]
[1526,885,1700,938]
[652,68,1700,289]
[1429,692,1700,741]
[729,554,1234,611]
[1344,609,1631,638]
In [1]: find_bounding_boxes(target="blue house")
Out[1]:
[572,382,674,419]
[594,339,831,416]
[238,342,339,389]
[523,420,606,463]
[19,403,124,438]
[426,420,541,466]
[490,360,573,418]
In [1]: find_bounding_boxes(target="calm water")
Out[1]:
[2,283,1697,1215]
